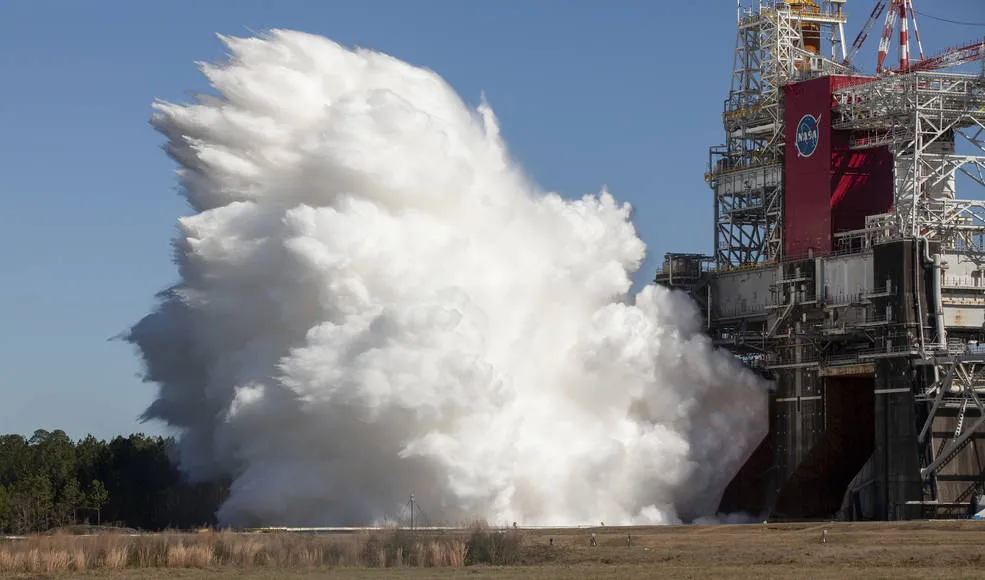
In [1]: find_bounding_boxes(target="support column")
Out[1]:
[873,360,922,519]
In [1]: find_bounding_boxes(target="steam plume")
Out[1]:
[128,29,767,527]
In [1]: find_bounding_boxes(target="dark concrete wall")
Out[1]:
[717,427,774,517]
[873,240,919,325]
[871,241,924,518]
[872,364,923,520]
[772,368,825,489]
[771,376,875,519]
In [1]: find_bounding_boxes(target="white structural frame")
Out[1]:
[711,1,850,269]
[831,71,985,496]
[832,73,985,254]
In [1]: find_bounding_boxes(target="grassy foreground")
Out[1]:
[5,520,985,579]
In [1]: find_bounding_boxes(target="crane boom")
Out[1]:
[845,1,977,75]
[845,0,889,65]
[908,2,925,63]
[908,38,985,73]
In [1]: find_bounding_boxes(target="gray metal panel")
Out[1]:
[943,306,985,328]
[941,253,983,282]
[821,254,874,303]
[709,267,776,319]
[718,164,783,196]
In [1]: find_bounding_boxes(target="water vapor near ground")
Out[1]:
[128,29,768,527]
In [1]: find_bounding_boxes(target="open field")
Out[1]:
[5,520,985,579]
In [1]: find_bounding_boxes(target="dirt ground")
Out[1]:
[12,520,985,579]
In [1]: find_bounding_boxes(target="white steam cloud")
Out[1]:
[129,30,767,527]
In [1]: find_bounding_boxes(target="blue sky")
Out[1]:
[0,1,982,440]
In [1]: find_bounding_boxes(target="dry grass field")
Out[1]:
[4,520,985,579]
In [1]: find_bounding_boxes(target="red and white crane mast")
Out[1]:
[876,0,924,73]
[845,0,982,74]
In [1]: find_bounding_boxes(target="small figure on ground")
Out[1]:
[590,533,597,547]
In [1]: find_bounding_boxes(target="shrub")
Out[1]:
[464,521,522,565]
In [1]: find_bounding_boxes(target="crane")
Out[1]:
[845,0,983,75]
[844,0,889,66]
[875,0,924,73]
[843,0,924,72]
[905,38,985,73]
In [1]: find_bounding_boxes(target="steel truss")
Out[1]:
[711,2,849,270]
[832,72,985,244]
[830,72,985,511]
[665,3,985,522]
[915,356,985,505]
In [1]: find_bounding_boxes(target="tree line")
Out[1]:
[0,430,227,533]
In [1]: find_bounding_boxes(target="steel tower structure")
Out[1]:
[659,0,985,520]
[830,70,985,499]
[709,0,850,269]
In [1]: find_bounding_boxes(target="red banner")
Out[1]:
[783,75,890,259]
[784,77,833,259]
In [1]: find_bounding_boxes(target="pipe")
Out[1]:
[914,238,928,357]
[707,283,712,331]
[921,236,948,352]
[932,254,948,352]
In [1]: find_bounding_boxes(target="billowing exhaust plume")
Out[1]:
[129,29,768,527]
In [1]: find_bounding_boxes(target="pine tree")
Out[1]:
[58,479,84,526]
[86,480,109,526]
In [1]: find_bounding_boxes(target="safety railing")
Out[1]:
[943,276,985,289]
[714,301,771,320]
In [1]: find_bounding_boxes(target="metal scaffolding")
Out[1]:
[832,72,985,247]
[658,1,985,521]
[710,1,850,269]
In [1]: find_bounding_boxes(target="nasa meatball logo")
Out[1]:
[796,113,821,158]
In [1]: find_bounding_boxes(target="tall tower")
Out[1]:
[661,0,985,523]
[709,1,850,269]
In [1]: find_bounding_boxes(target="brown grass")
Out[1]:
[6,520,985,578]
[0,526,474,573]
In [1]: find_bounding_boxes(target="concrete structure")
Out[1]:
[657,1,985,520]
